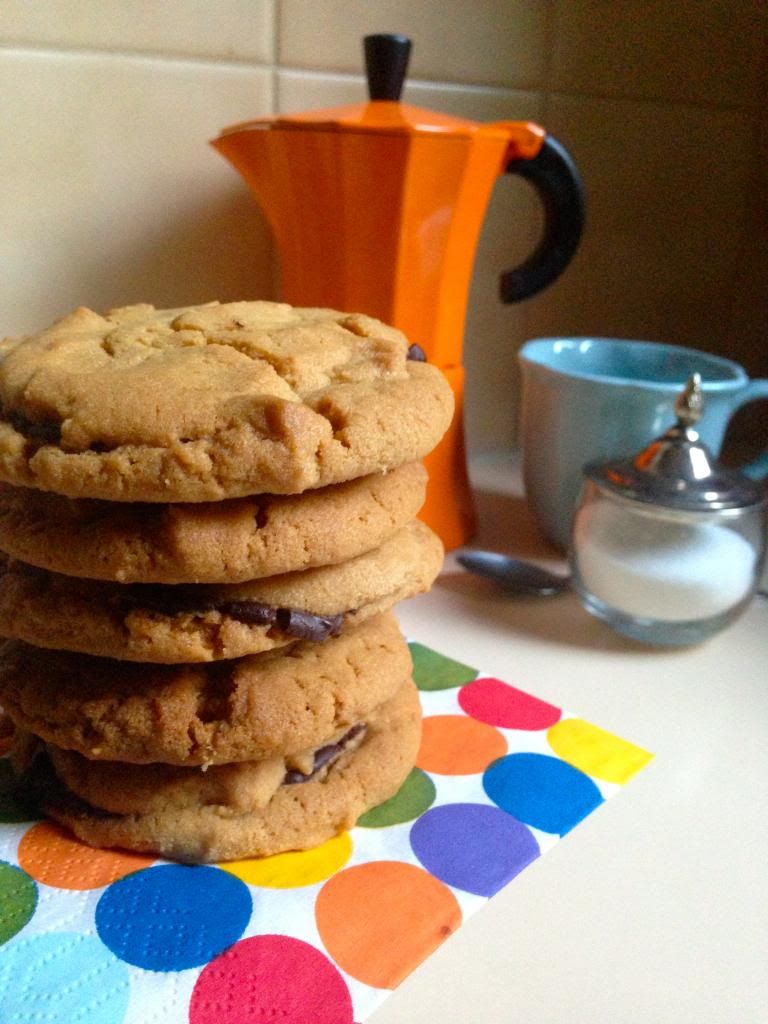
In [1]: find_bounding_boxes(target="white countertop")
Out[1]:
[375,454,768,1024]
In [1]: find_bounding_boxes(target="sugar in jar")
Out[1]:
[570,375,766,645]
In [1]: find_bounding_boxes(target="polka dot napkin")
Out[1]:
[0,640,652,1024]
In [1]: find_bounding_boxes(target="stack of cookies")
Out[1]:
[0,300,453,862]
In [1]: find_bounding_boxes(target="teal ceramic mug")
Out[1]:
[518,337,768,550]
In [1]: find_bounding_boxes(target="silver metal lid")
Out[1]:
[584,374,767,512]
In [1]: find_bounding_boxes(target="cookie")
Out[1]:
[0,611,412,765]
[0,462,426,583]
[44,722,370,816]
[0,301,453,501]
[39,680,421,863]
[0,520,441,662]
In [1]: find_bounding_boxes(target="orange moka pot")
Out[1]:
[212,34,584,549]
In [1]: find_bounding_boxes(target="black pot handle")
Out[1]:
[500,133,585,303]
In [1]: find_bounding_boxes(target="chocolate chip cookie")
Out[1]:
[0,612,412,766]
[0,462,426,583]
[0,520,442,662]
[39,679,421,863]
[0,302,453,501]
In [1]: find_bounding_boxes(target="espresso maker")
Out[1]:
[212,34,584,549]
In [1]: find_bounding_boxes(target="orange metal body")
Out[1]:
[213,104,545,550]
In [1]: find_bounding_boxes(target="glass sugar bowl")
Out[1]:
[570,374,767,645]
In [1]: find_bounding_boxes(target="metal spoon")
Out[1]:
[457,550,571,596]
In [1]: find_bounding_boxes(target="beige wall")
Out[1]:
[1,0,765,454]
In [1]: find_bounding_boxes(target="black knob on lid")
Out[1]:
[364,33,412,101]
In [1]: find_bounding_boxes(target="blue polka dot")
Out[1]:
[410,803,540,896]
[0,932,129,1024]
[96,864,252,971]
[483,752,603,835]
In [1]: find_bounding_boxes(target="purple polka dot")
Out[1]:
[410,803,540,896]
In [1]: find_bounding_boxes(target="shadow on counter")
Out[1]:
[469,487,559,562]
[441,487,673,656]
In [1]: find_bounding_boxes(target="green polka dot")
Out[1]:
[409,642,477,691]
[0,861,37,945]
[357,768,436,827]
[0,760,41,824]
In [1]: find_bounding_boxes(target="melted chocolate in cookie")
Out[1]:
[283,723,367,785]
[6,412,62,446]
[118,585,345,642]
[273,607,345,642]
[7,722,369,828]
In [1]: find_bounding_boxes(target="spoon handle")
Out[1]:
[457,551,571,596]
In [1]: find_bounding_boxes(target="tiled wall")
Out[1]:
[2,0,766,454]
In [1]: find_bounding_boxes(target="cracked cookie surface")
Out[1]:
[0,520,443,662]
[0,462,426,583]
[0,611,412,766]
[0,301,453,501]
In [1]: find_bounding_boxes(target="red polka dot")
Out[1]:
[189,934,353,1024]
[459,677,561,730]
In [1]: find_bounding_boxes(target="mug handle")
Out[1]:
[728,380,768,480]
[499,132,586,303]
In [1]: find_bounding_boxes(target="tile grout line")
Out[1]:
[0,41,759,117]
[0,40,272,71]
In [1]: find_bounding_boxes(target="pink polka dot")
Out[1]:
[459,677,561,730]
[189,934,353,1024]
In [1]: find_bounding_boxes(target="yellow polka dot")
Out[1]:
[221,832,353,888]
[547,718,653,784]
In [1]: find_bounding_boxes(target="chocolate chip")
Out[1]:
[283,723,367,785]
[274,608,344,642]
[219,601,277,627]
[6,411,62,445]
[117,585,343,642]
[254,503,270,530]
[118,584,212,614]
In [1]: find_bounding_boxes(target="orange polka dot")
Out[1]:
[416,715,507,774]
[315,861,462,989]
[18,821,154,890]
